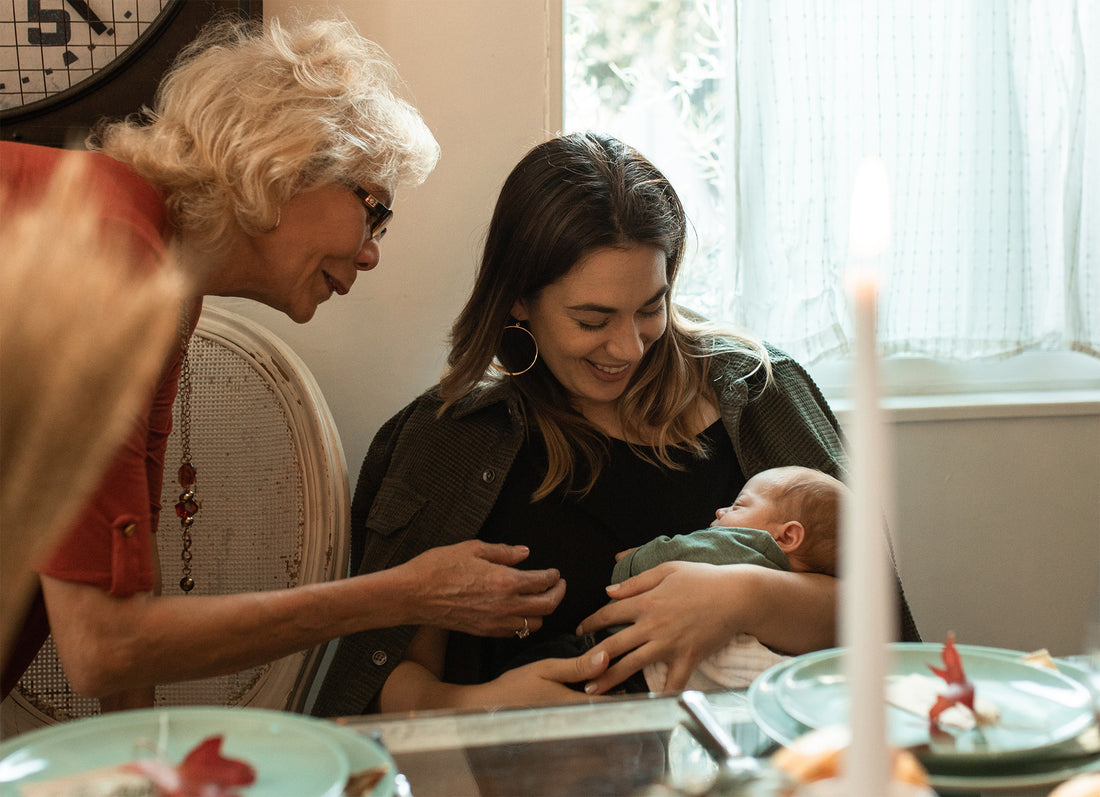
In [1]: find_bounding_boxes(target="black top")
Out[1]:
[445,419,745,684]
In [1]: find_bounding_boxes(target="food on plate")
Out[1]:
[926,632,983,732]
[1020,647,1058,670]
[20,735,256,797]
[1048,772,1100,797]
[770,725,929,787]
[20,769,156,797]
[885,633,1000,734]
[343,766,389,797]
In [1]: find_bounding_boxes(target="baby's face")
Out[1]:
[710,475,784,535]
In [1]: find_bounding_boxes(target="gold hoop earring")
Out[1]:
[492,323,539,376]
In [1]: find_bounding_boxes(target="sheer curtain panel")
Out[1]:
[565,0,1099,364]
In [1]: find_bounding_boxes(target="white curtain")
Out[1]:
[729,0,1098,362]
[565,0,1099,363]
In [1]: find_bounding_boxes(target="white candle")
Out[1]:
[842,156,895,792]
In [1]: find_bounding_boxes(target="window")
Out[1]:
[564,0,1100,397]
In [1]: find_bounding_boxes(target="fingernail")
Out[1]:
[591,650,607,666]
[575,625,584,635]
[584,681,599,695]
[605,583,621,594]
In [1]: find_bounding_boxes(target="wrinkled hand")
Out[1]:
[486,650,610,707]
[578,561,754,695]
[400,540,566,637]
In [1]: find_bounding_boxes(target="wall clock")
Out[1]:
[1,0,262,147]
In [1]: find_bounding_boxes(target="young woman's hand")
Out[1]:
[578,561,749,695]
[380,648,610,713]
[578,562,836,695]
[484,649,611,707]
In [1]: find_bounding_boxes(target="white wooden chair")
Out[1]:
[2,305,349,736]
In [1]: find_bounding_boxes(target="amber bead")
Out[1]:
[178,462,197,487]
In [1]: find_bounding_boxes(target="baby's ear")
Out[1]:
[774,520,805,553]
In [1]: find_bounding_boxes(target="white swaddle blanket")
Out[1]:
[643,631,789,692]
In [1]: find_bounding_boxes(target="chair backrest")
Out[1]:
[2,305,349,736]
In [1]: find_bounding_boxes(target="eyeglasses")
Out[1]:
[351,185,393,241]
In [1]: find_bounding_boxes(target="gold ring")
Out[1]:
[515,617,530,639]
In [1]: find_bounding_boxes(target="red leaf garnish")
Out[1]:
[175,735,256,795]
[926,632,976,732]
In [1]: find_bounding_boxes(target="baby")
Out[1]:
[614,465,845,692]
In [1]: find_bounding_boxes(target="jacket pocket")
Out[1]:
[364,476,427,537]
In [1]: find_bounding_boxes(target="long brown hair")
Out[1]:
[441,132,768,498]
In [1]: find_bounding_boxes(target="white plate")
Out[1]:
[0,707,352,796]
[776,644,1095,763]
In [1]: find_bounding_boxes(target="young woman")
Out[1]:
[313,132,919,716]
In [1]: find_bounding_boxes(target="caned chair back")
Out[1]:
[2,305,349,736]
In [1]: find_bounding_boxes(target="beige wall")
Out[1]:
[862,407,1100,655]
[215,0,562,473]
[221,1,1100,657]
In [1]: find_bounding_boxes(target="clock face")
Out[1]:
[1,0,181,115]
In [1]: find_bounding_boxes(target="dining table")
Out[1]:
[332,664,1098,797]
[337,690,749,797]
[0,651,1094,796]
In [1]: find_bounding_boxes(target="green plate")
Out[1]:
[746,655,810,750]
[0,707,356,797]
[306,719,398,797]
[776,644,1094,763]
[748,651,1100,790]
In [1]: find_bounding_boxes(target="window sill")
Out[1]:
[829,389,1100,423]
[810,350,1100,423]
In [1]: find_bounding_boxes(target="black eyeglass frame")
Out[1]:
[351,185,393,240]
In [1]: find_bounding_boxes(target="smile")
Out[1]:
[586,360,632,383]
[323,272,348,296]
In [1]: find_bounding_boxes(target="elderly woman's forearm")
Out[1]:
[40,570,423,697]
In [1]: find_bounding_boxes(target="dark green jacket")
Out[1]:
[311,344,919,717]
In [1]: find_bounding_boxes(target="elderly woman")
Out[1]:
[0,16,569,706]
[312,132,918,716]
